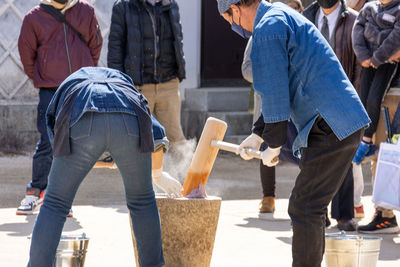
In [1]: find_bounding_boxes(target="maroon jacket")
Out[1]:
[18,0,102,88]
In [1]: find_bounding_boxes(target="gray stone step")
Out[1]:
[184,87,250,112]
[182,87,253,140]
[208,112,253,136]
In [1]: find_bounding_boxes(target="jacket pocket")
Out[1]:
[70,112,93,140]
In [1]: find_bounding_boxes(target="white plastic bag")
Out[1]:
[372,143,400,210]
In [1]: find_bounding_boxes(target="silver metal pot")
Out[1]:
[54,233,89,267]
[325,231,382,267]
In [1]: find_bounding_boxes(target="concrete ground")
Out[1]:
[0,152,399,266]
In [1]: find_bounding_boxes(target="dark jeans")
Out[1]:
[288,117,362,267]
[30,88,56,191]
[331,167,354,220]
[360,63,397,138]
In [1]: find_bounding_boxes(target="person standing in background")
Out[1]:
[17,0,102,216]
[241,0,303,214]
[303,0,361,231]
[108,0,187,153]
[347,0,398,223]
[352,0,400,234]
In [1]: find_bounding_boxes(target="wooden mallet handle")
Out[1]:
[211,140,278,163]
[211,140,262,159]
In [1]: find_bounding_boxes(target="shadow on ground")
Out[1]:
[0,214,83,237]
[378,235,400,261]
[237,217,292,232]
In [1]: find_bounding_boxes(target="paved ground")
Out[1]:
[0,152,399,266]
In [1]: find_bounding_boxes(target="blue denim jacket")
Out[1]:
[47,67,161,156]
[251,1,370,156]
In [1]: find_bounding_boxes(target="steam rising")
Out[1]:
[163,138,197,183]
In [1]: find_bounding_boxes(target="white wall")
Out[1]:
[176,0,202,91]
[0,0,201,105]
[0,0,202,150]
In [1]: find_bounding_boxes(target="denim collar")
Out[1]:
[253,1,273,32]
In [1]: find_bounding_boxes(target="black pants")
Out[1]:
[331,167,354,220]
[260,121,300,197]
[261,154,355,221]
[288,117,363,267]
[261,149,355,221]
[260,161,276,197]
[360,63,397,138]
[259,147,300,197]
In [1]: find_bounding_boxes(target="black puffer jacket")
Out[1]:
[107,0,185,85]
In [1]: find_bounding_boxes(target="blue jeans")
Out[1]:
[30,89,55,191]
[28,112,164,267]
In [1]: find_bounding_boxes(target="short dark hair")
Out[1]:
[226,0,261,15]
[239,0,262,6]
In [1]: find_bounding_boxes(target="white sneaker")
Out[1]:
[16,188,44,215]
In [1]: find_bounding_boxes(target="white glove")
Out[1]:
[261,147,281,167]
[237,133,264,160]
[152,170,183,198]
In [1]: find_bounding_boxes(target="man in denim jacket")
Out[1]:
[217,0,370,266]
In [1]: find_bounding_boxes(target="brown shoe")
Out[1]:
[259,196,275,213]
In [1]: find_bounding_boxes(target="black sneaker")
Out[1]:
[357,211,400,234]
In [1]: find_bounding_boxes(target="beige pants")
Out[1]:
[136,78,185,143]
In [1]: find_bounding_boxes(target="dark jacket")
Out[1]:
[107,0,186,85]
[303,0,361,92]
[352,0,400,67]
[18,0,102,89]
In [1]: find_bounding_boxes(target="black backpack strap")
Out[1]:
[40,4,87,45]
